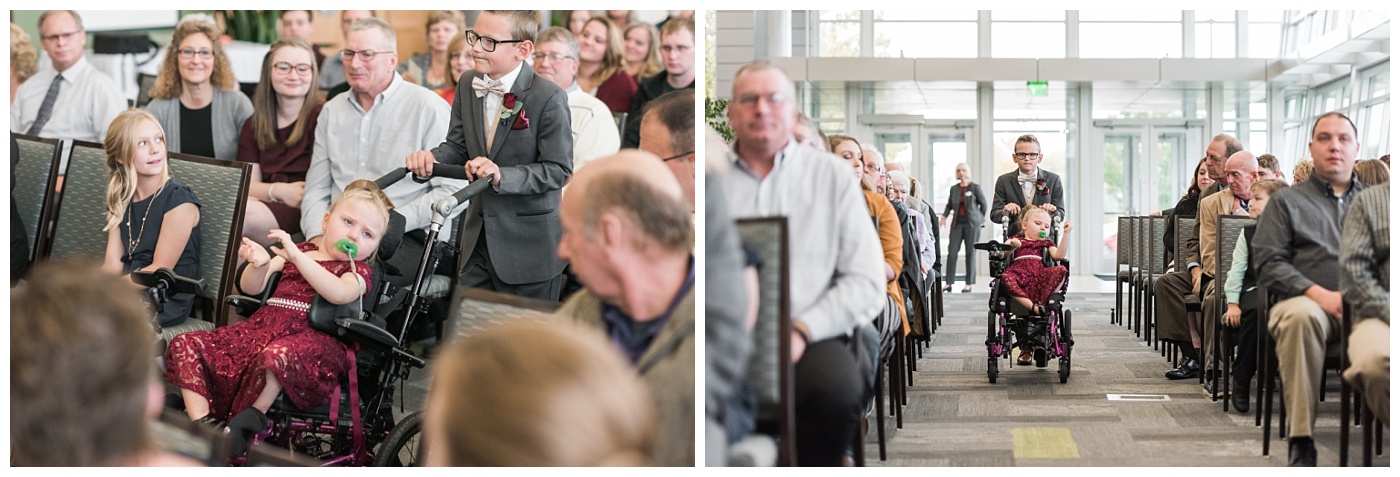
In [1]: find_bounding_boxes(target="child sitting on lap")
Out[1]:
[164,179,393,455]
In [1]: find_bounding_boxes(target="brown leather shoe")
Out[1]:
[1017,350,1033,366]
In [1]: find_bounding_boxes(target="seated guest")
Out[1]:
[424,321,654,466]
[320,10,375,98]
[1196,150,1261,390]
[830,134,907,339]
[889,170,938,282]
[437,31,475,104]
[1256,153,1285,182]
[237,38,323,244]
[622,22,661,81]
[1339,181,1390,427]
[12,260,201,466]
[1163,158,1215,266]
[12,135,30,284]
[101,109,201,329]
[145,17,254,161]
[10,22,38,104]
[1292,158,1313,184]
[166,180,390,456]
[1219,178,1287,412]
[555,151,694,466]
[792,113,828,151]
[1256,112,1366,466]
[607,10,634,29]
[278,10,324,66]
[532,27,620,170]
[10,11,126,154]
[622,17,695,148]
[1354,158,1389,186]
[398,10,466,91]
[722,62,884,466]
[576,16,637,113]
[566,10,593,36]
[638,89,695,211]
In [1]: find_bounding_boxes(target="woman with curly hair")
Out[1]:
[145,16,253,161]
[10,22,38,104]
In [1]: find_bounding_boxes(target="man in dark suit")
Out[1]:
[407,10,573,302]
[990,134,1066,240]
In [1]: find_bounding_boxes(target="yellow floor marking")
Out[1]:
[1012,427,1080,459]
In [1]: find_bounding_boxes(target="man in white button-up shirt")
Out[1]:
[10,11,125,166]
[301,17,464,292]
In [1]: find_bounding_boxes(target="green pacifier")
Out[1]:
[334,239,358,258]
[1038,231,1048,239]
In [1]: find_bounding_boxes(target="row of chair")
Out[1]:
[729,216,945,466]
[14,133,251,334]
[1112,214,1386,465]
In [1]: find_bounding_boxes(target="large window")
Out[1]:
[866,81,978,119]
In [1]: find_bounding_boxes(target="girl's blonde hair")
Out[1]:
[103,109,169,232]
[428,320,655,466]
[1018,206,1052,231]
[328,179,395,259]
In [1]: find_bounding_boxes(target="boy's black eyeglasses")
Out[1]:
[466,30,525,52]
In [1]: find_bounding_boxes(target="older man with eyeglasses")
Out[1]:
[301,17,464,303]
[10,10,125,163]
[530,26,619,171]
[721,60,884,466]
[990,134,1066,240]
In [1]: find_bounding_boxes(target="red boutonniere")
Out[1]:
[501,93,529,130]
[1035,178,1048,196]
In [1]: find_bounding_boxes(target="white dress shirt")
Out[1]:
[564,82,620,170]
[1018,168,1039,203]
[480,62,524,148]
[301,73,467,238]
[11,56,127,170]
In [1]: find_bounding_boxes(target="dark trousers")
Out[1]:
[1229,299,1260,386]
[795,337,864,466]
[460,229,564,302]
[945,220,977,284]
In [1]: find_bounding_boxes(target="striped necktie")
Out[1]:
[26,74,64,136]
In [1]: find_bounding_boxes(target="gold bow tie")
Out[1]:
[472,77,506,98]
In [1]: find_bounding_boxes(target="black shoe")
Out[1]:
[227,408,270,457]
[1287,437,1316,467]
[1202,383,1223,399]
[1165,359,1200,380]
[1231,381,1251,413]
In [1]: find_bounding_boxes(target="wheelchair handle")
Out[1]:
[131,267,205,296]
[374,164,472,189]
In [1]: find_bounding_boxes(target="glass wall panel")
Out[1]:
[1194,23,1236,58]
[874,23,978,58]
[1080,23,1182,58]
[1248,23,1281,58]
[991,11,1065,21]
[991,22,1065,58]
[1079,10,1182,22]
[1092,81,1207,119]
[867,81,978,119]
[874,10,977,21]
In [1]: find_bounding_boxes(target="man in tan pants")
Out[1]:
[1339,183,1389,426]
[1254,112,1366,467]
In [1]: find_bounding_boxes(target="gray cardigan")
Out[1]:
[145,88,253,161]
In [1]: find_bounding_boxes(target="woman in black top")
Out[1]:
[1163,157,1215,265]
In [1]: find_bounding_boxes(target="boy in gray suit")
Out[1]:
[407,10,573,301]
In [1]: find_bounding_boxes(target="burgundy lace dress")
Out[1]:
[165,242,372,420]
[1000,237,1068,306]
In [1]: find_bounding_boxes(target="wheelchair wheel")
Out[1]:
[1058,357,1071,383]
[373,411,423,467]
[987,357,998,384]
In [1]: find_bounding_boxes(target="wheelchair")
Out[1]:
[974,212,1074,384]
[200,165,489,466]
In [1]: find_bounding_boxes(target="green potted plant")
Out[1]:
[217,10,281,44]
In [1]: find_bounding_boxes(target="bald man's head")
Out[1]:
[562,151,693,254]
[1224,151,1260,200]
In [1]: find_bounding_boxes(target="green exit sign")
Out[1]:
[1028,81,1049,97]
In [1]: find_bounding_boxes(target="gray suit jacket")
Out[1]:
[942,182,988,230]
[430,65,573,285]
[989,168,1065,238]
[145,88,253,161]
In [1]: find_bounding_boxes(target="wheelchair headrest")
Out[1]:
[375,211,407,262]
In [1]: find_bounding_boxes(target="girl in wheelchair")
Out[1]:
[999,208,1072,364]
[163,179,392,454]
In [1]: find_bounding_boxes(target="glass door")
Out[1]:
[1097,125,1193,275]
